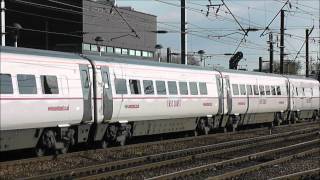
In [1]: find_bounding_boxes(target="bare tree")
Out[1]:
[272,61,301,75]
[160,55,200,66]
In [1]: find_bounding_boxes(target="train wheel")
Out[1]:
[34,130,55,156]
[119,137,126,146]
[196,118,210,135]
[229,115,240,132]
[194,130,198,137]
[291,112,298,124]
[312,111,318,121]
[101,140,108,149]
[35,147,45,157]
[60,142,70,154]
[223,127,227,133]
[275,113,283,126]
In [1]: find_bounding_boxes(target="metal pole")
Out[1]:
[259,57,262,72]
[167,48,171,63]
[181,0,187,65]
[306,29,309,77]
[158,50,161,62]
[280,10,285,74]
[1,0,5,46]
[200,55,204,67]
[269,33,273,73]
[45,20,49,50]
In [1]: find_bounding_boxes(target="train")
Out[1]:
[0,46,319,156]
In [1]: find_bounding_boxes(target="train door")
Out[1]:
[244,85,250,115]
[60,75,70,96]
[290,83,295,111]
[215,75,223,115]
[286,80,291,112]
[79,65,93,123]
[296,86,303,110]
[318,85,320,111]
[223,75,232,114]
[304,87,312,110]
[252,79,260,113]
[101,66,113,121]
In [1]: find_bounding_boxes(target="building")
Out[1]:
[1,0,157,59]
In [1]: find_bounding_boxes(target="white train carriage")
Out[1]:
[0,47,221,152]
[287,76,320,121]
[0,46,319,154]
[0,47,94,153]
[89,55,221,138]
[215,71,289,129]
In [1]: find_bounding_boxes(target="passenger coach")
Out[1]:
[0,46,319,155]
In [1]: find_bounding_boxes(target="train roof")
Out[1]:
[1,46,318,83]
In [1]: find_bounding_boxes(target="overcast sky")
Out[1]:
[117,0,319,72]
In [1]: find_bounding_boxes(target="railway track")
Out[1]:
[238,144,320,180]
[204,148,319,180]
[63,129,320,180]
[270,168,320,180]
[0,121,318,179]
[6,123,319,179]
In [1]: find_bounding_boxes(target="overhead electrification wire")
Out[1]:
[260,0,290,37]
[7,0,319,63]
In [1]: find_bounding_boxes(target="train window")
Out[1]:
[246,85,253,95]
[17,74,37,94]
[40,75,59,94]
[253,85,259,95]
[0,74,13,94]
[295,87,298,96]
[91,45,98,52]
[179,82,188,95]
[189,82,198,95]
[143,80,154,95]
[277,86,281,95]
[240,84,246,95]
[199,82,208,95]
[102,72,110,89]
[302,88,305,96]
[82,43,91,51]
[311,88,313,96]
[129,49,135,56]
[232,84,239,96]
[142,51,149,57]
[168,81,178,95]
[122,49,128,55]
[265,86,271,95]
[107,47,114,53]
[259,85,266,96]
[115,79,127,94]
[156,81,167,95]
[271,86,276,95]
[129,79,141,95]
[136,50,141,56]
[81,70,89,88]
[115,48,121,54]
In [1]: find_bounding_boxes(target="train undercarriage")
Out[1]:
[0,109,319,156]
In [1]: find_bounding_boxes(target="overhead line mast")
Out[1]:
[280,10,285,74]
[1,0,5,46]
[181,0,187,65]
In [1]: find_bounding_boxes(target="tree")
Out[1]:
[310,61,320,81]
[160,55,200,66]
[272,61,301,75]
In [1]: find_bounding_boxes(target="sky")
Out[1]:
[117,0,319,72]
